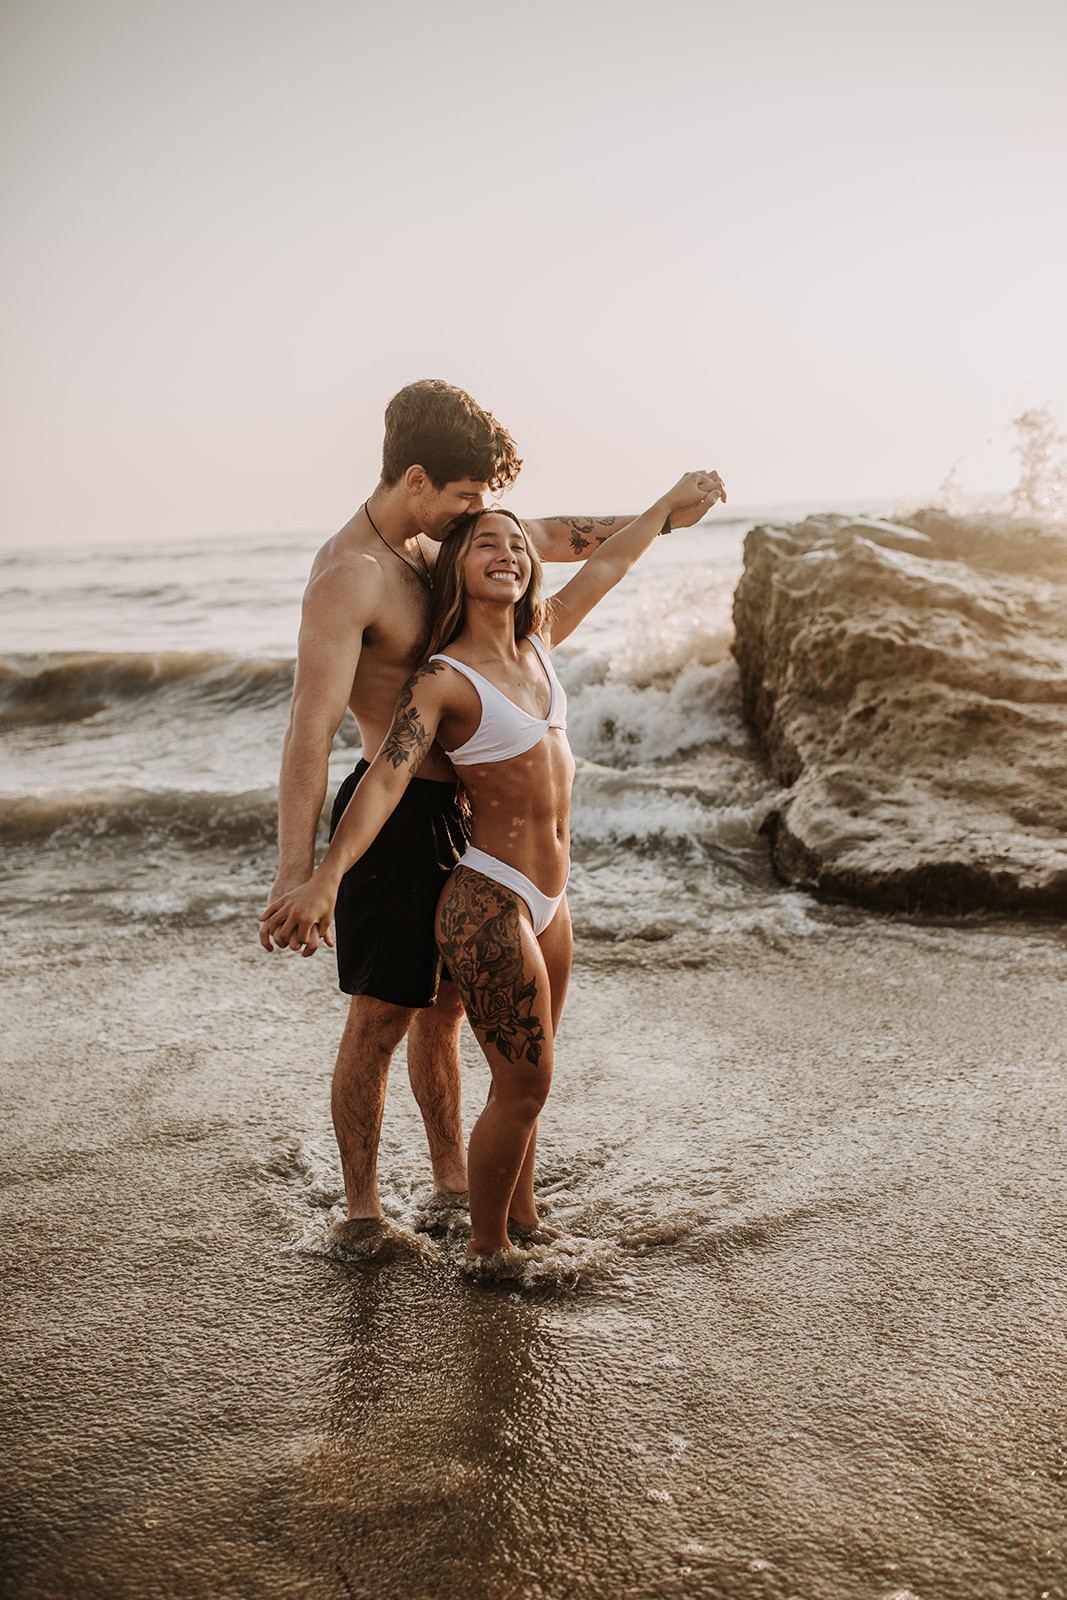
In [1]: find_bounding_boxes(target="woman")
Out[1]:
[262,469,724,1262]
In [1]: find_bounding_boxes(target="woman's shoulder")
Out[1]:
[425,646,470,675]
[420,651,468,682]
[417,654,482,705]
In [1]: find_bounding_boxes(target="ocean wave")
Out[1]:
[570,765,777,859]
[0,785,279,847]
[556,565,745,770]
[0,774,768,866]
[565,658,747,767]
[0,651,294,726]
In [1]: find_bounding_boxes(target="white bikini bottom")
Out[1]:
[457,846,569,937]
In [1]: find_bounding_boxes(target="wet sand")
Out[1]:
[2,916,1066,1600]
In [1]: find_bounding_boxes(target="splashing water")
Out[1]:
[933,405,1067,522]
[1009,405,1067,520]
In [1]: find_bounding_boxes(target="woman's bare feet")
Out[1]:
[506,1218,562,1245]
[461,1245,529,1281]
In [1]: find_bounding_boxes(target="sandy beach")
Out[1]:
[3,910,1065,1600]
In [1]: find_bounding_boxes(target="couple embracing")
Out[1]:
[260,380,725,1268]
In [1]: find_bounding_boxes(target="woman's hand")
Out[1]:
[665,470,727,529]
[258,869,338,957]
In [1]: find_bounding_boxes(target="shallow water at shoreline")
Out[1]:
[3,914,1066,1600]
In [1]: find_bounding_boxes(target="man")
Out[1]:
[260,380,723,1235]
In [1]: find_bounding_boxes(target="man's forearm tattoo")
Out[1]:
[557,515,620,555]
[438,869,546,1067]
[380,664,444,770]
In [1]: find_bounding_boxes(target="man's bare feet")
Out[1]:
[430,1158,469,1194]
[327,1216,418,1262]
[412,1189,470,1237]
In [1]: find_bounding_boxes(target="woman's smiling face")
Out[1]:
[462,512,532,603]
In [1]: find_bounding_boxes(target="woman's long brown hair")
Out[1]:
[425,507,547,659]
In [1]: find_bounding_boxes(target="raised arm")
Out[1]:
[523,480,725,563]
[259,663,451,955]
[523,515,634,562]
[544,470,726,647]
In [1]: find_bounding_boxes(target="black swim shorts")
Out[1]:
[329,760,469,1008]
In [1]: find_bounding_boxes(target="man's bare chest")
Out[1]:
[360,593,432,675]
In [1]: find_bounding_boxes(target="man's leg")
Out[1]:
[406,979,469,1196]
[331,994,417,1219]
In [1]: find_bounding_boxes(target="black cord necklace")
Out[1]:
[363,500,432,590]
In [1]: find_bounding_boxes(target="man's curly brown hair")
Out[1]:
[381,379,522,493]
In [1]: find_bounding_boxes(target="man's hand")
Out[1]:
[258,870,313,952]
[258,871,338,958]
[667,470,726,529]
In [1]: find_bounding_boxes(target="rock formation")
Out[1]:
[731,511,1067,914]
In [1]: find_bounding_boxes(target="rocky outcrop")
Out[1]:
[731,511,1067,914]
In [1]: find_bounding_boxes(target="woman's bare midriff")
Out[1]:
[454,729,575,895]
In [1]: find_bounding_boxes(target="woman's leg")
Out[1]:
[436,868,556,1256]
[540,893,573,1031]
[506,896,573,1229]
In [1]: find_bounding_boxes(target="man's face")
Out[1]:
[416,477,489,541]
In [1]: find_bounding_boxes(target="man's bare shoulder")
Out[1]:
[303,520,388,621]
[308,512,386,580]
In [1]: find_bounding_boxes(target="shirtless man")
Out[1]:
[260,379,722,1226]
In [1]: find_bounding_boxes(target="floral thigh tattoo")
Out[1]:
[438,869,546,1067]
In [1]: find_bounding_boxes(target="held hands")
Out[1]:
[258,869,338,957]
[663,469,727,530]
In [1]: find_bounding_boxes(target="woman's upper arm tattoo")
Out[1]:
[380,662,446,771]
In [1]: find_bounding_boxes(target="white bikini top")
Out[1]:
[429,634,568,765]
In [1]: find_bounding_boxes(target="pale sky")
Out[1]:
[2,0,1065,547]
